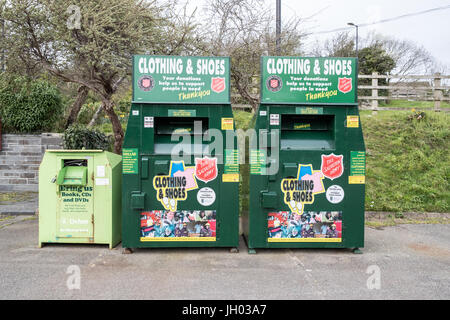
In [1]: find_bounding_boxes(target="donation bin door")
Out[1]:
[56,158,94,239]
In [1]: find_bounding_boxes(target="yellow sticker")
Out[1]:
[294,123,311,130]
[349,176,365,184]
[222,173,239,182]
[347,115,359,128]
[281,164,325,216]
[153,161,198,211]
[221,118,234,130]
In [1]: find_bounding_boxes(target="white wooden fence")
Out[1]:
[232,73,450,112]
[358,73,449,112]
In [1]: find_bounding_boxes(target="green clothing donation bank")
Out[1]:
[244,56,366,253]
[39,150,122,248]
[121,55,239,250]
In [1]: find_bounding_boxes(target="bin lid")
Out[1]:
[56,166,87,186]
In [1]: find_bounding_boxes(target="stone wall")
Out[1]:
[0,133,63,191]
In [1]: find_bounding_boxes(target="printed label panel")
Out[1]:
[168,109,196,117]
[58,186,93,237]
[140,210,216,241]
[222,173,239,182]
[122,148,139,174]
[133,55,230,104]
[250,150,266,175]
[221,118,234,130]
[349,151,366,184]
[95,178,109,186]
[281,164,325,215]
[326,185,345,204]
[349,176,365,184]
[197,187,216,206]
[267,211,342,242]
[269,114,280,126]
[296,107,323,115]
[153,161,198,211]
[347,115,359,128]
[261,56,357,104]
[224,149,240,174]
[144,116,154,128]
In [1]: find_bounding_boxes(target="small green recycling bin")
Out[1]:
[244,56,366,252]
[121,55,239,250]
[38,150,122,248]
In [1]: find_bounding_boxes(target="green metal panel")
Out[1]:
[123,55,239,249]
[39,150,122,249]
[245,57,365,250]
[133,55,230,104]
[56,166,87,186]
[122,104,239,248]
[261,56,357,104]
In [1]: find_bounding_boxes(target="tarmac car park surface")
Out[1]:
[0,216,449,300]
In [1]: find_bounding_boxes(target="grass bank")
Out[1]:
[362,110,449,212]
[232,108,449,213]
[378,99,450,109]
[233,110,254,215]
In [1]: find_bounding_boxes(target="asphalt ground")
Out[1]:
[0,216,449,300]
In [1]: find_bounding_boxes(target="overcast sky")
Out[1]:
[278,0,450,68]
[187,0,450,69]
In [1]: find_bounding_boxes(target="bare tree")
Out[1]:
[1,0,200,153]
[312,32,355,57]
[199,0,305,111]
[377,36,439,75]
[65,85,89,129]
[314,30,444,76]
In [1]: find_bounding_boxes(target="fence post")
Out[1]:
[372,72,378,113]
[433,73,442,112]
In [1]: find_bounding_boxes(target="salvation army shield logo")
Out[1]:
[138,75,155,92]
[266,75,282,92]
[338,77,352,94]
[195,157,218,183]
[211,77,225,93]
[270,79,278,88]
[321,153,344,180]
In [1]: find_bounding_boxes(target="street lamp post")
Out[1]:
[347,22,359,57]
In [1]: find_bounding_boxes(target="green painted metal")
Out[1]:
[38,150,122,249]
[244,56,365,250]
[122,55,239,249]
[56,166,87,186]
[133,55,230,104]
[261,57,357,104]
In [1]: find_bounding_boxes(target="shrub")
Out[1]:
[0,75,63,133]
[63,124,111,151]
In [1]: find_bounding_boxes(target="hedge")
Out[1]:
[0,75,63,133]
